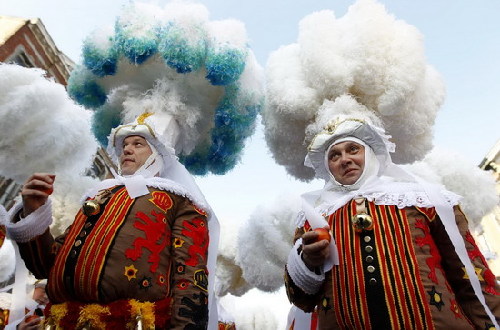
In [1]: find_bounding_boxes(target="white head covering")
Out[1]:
[305,117,394,182]
[301,116,498,328]
[107,112,174,178]
[303,117,441,212]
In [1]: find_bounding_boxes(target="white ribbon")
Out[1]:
[5,241,29,330]
[89,174,150,199]
[301,198,339,271]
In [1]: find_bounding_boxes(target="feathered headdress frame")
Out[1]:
[68,1,264,175]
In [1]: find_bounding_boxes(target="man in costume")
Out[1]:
[4,113,219,329]
[284,116,500,329]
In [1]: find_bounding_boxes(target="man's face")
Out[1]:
[120,135,153,175]
[327,141,365,185]
[33,286,49,305]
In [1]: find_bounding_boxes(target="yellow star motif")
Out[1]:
[124,264,138,281]
[462,266,484,281]
[173,237,185,248]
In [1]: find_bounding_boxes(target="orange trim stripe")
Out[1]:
[330,201,370,328]
[49,211,87,302]
[326,202,437,329]
[75,188,134,300]
[330,207,345,328]
[373,204,435,330]
[396,207,426,328]
[396,206,435,329]
[349,201,366,329]
[79,189,130,299]
[387,205,413,327]
[404,208,435,329]
[343,204,361,328]
[372,205,398,327]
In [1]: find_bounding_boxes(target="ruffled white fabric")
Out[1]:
[83,176,209,215]
[5,200,53,243]
[302,176,462,224]
[286,239,325,295]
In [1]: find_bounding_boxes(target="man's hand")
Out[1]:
[17,315,42,330]
[21,173,55,217]
[301,226,331,269]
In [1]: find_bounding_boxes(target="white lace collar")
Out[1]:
[301,175,461,223]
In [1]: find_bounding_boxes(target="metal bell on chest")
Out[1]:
[82,200,101,216]
[351,213,374,232]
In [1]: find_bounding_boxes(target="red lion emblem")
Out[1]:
[126,210,170,273]
[415,218,443,284]
[181,218,209,267]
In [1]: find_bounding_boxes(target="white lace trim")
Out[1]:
[5,200,53,243]
[286,239,325,295]
[318,190,461,218]
[365,190,460,209]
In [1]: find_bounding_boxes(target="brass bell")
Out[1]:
[351,213,373,232]
[82,200,101,216]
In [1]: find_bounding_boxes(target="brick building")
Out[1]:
[0,16,73,84]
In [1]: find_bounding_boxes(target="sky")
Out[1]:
[2,0,499,222]
[2,0,500,327]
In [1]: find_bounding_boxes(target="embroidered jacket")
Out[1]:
[285,200,500,329]
[17,185,209,329]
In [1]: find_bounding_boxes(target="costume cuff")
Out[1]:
[6,200,53,243]
[286,238,325,295]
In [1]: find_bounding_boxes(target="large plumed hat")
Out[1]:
[68,1,264,176]
[262,0,445,181]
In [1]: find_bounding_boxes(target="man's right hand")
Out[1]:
[301,226,331,270]
[21,173,55,217]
